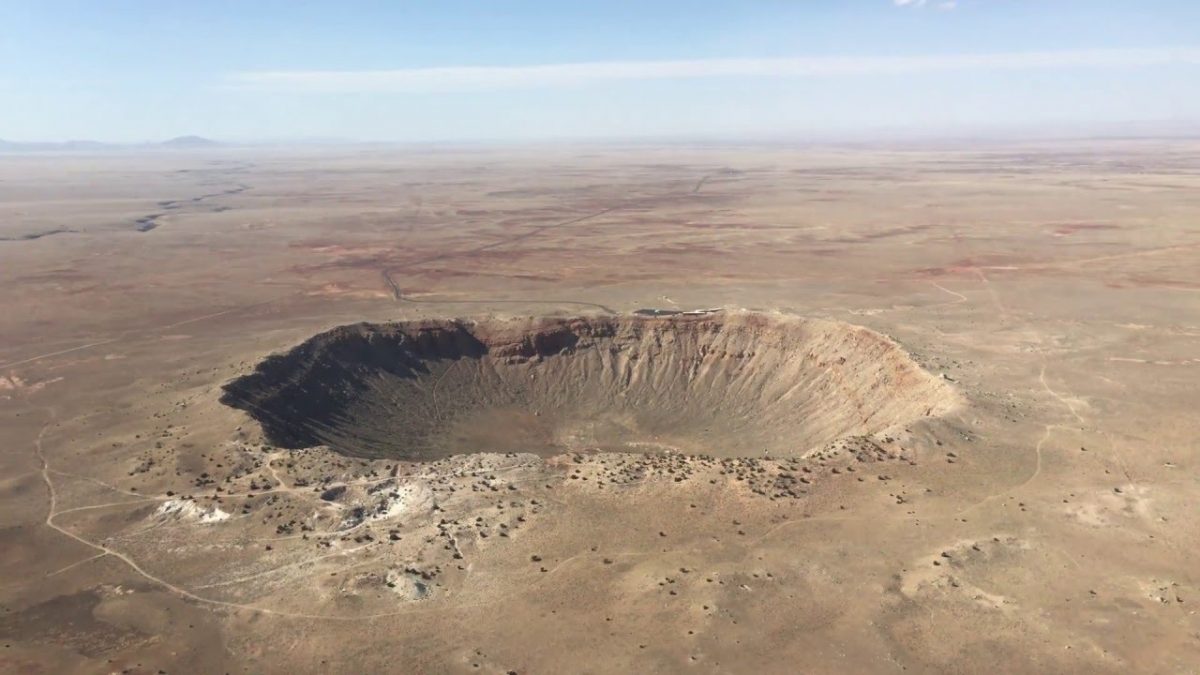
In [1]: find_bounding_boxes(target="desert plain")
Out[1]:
[1,139,1198,673]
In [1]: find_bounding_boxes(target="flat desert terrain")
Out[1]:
[1,140,1198,673]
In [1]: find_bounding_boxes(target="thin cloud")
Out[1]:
[227,48,1200,94]
[895,0,956,10]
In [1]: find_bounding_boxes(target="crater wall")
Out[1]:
[221,312,958,460]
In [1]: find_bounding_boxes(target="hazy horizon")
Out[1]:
[6,119,1200,149]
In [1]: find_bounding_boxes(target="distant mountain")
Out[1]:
[160,135,220,148]
[0,135,223,152]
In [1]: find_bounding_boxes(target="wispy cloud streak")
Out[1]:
[227,48,1200,94]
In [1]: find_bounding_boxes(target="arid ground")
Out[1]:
[1,140,1198,673]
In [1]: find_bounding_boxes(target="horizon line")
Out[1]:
[5,119,1200,149]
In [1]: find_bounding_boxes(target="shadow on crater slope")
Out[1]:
[220,312,958,461]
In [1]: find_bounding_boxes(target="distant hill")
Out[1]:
[160,135,220,148]
[0,136,222,152]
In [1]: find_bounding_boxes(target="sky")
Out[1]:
[2,0,1199,142]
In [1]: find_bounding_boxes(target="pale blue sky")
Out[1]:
[2,0,1198,142]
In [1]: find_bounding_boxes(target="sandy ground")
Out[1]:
[1,140,1198,674]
